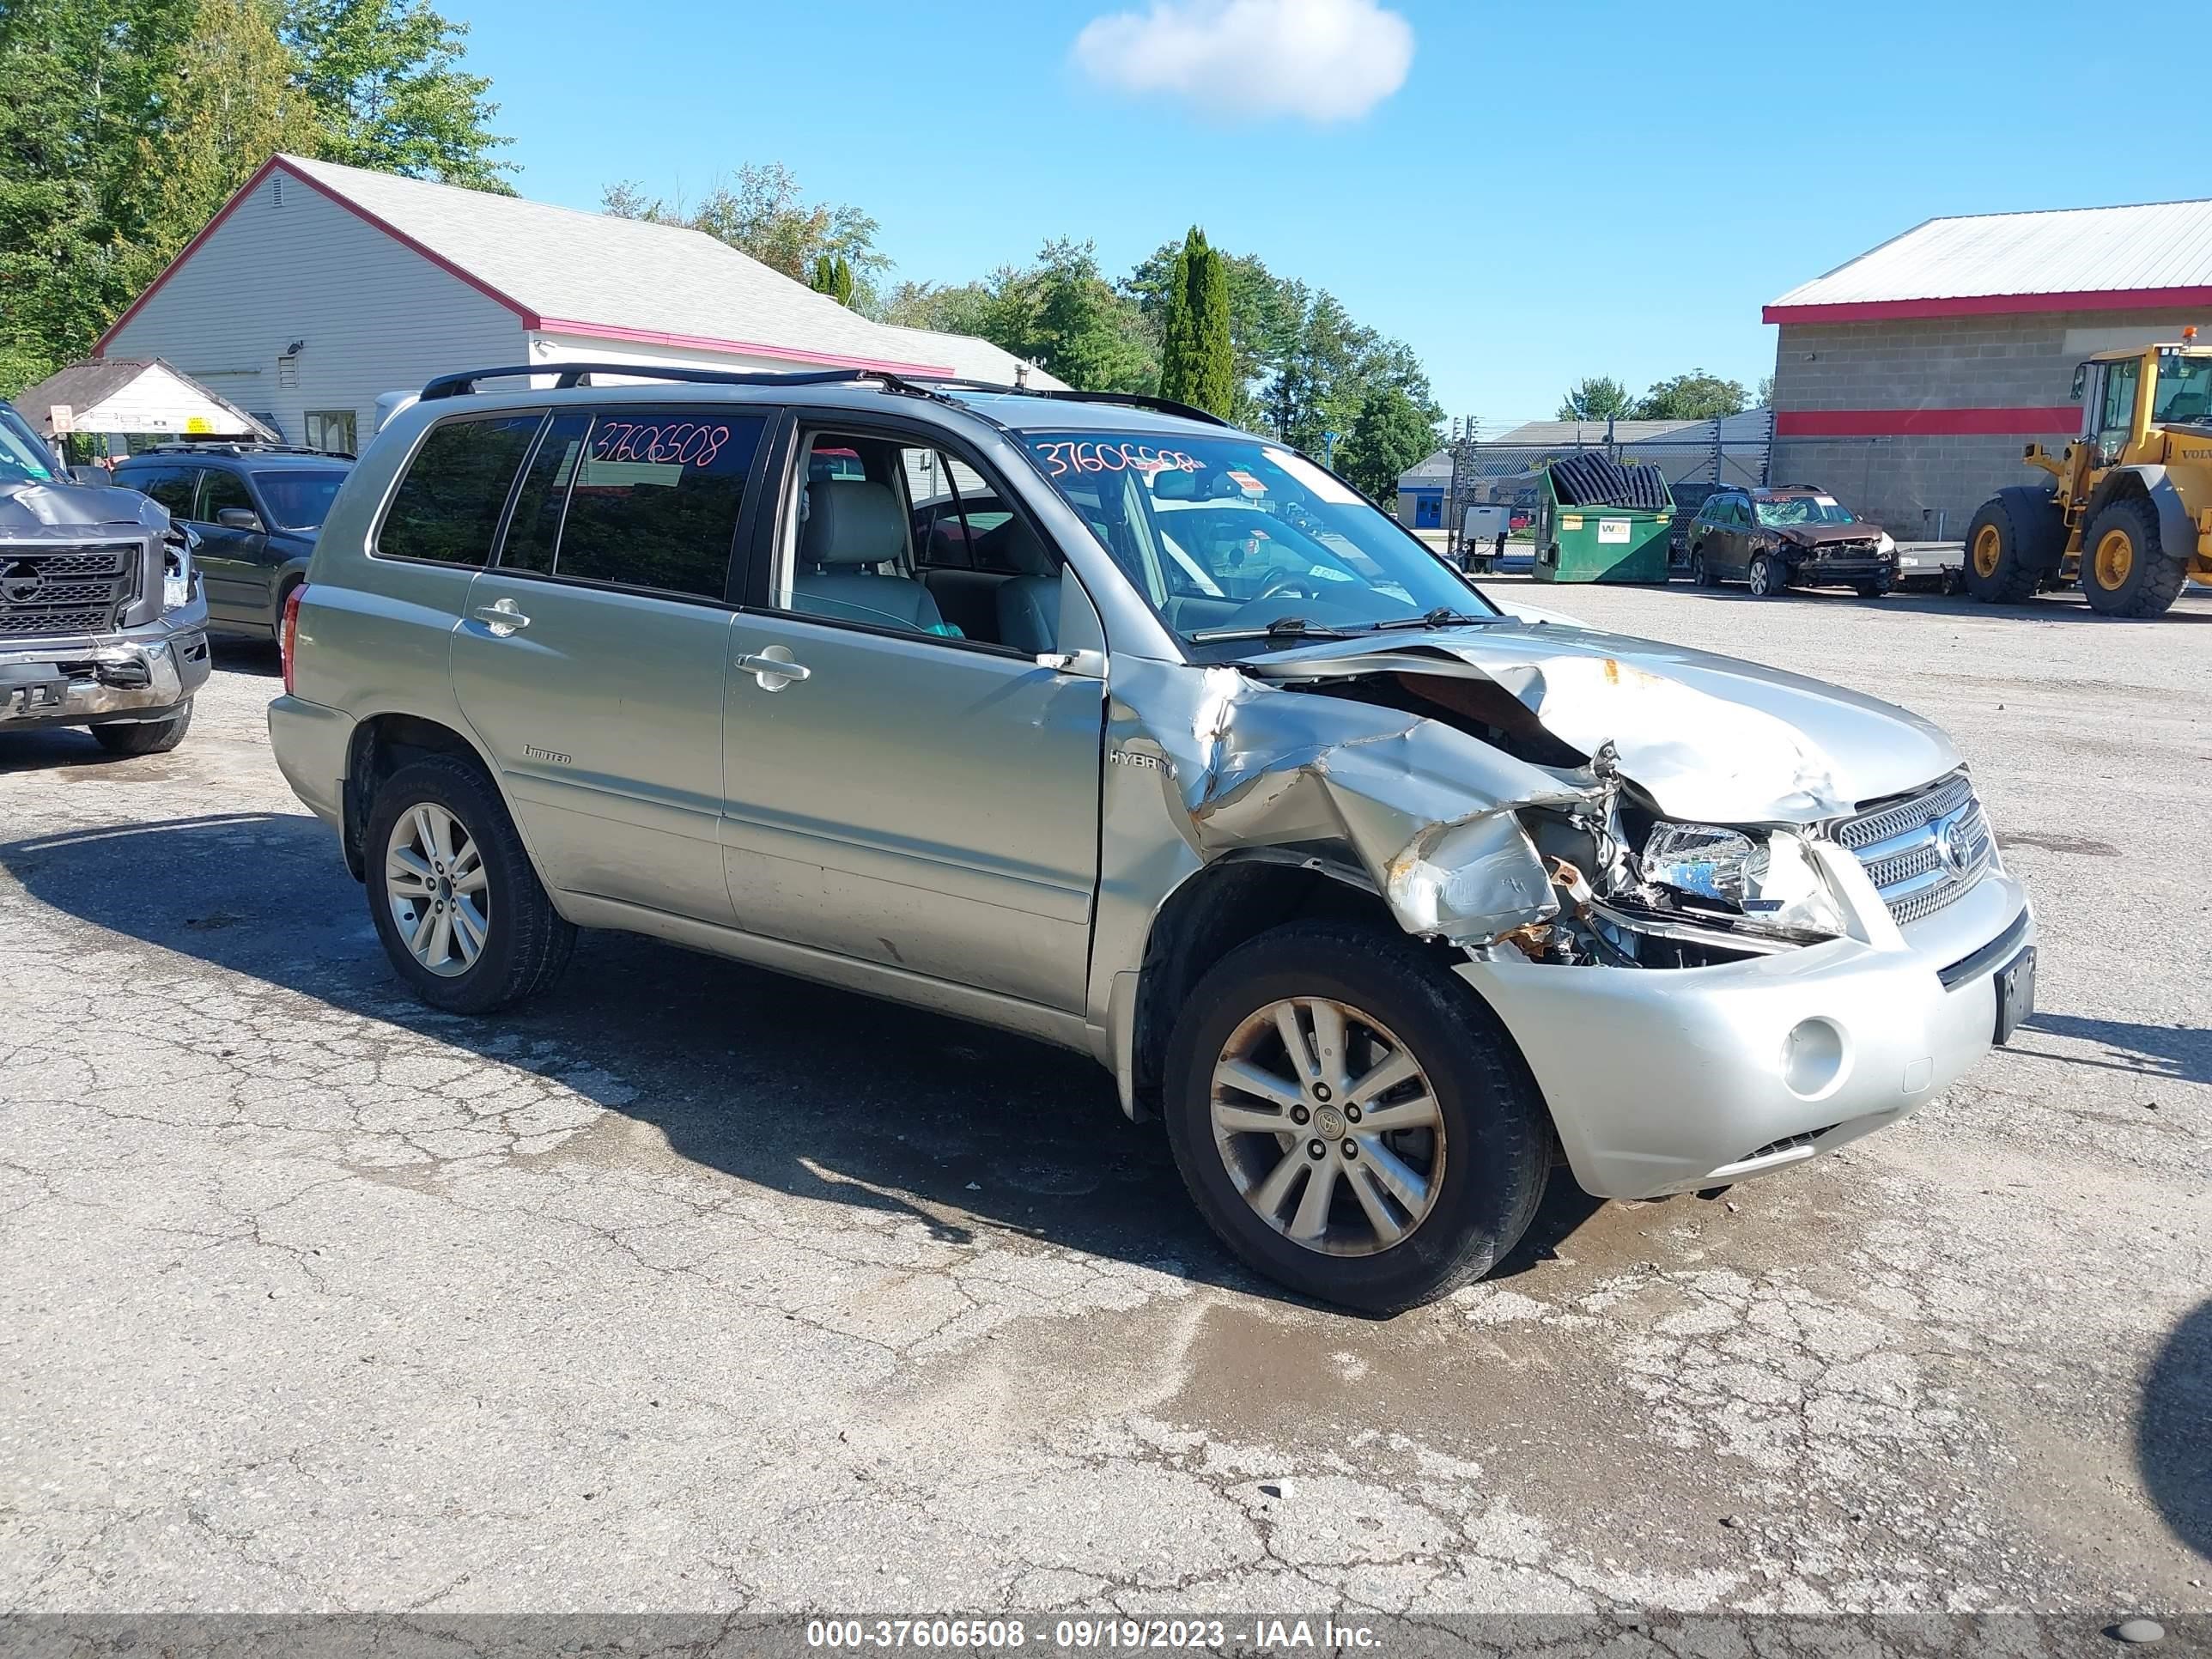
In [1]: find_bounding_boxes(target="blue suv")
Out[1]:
[114,444,352,640]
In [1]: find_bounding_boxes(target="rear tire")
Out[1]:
[1690,549,1718,587]
[2081,496,2188,617]
[1162,921,1549,1315]
[364,755,575,1014]
[1962,495,2059,604]
[91,702,192,756]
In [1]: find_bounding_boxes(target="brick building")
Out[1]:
[1765,198,2212,538]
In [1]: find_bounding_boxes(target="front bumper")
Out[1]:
[0,628,210,732]
[1782,554,1894,585]
[1457,869,2033,1198]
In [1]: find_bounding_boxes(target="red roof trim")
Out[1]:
[1775,406,2078,438]
[1765,286,2212,325]
[535,318,957,378]
[96,158,540,353]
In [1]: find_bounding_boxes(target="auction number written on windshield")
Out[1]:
[1030,440,1202,477]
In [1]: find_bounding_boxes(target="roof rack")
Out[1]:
[416,363,1237,430]
[419,362,908,401]
[130,441,351,459]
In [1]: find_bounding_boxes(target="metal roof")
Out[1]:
[98,156,1064,386]
[10,357,279,441]
[1766,198,2212,323]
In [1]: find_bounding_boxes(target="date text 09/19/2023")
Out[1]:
[805,1617,1381,1650]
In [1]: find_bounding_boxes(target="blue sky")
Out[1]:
[458,0,2207,433]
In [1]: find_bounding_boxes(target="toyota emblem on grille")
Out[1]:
[1934,812,1967,875]
[0,561,45,605]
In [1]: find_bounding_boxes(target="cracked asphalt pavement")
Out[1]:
[1,580,2206,1622]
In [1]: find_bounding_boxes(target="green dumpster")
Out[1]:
[1530,453,1674,583]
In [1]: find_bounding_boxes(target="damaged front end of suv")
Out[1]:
[1103,625,2031,1203]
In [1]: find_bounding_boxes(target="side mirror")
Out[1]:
[216,507,264,532]
[2070,364,2087,401]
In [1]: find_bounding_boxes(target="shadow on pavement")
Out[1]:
[2139,1297,2212,1564]
[2019,1012,2212,1087]
[0,811,1619,1314]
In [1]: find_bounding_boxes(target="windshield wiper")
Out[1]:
[1189,616,1360,644]
[1365,606,1504,632]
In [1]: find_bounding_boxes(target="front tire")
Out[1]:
[1747,552,1781,597]
[1163,922,1549,1315]
[91,702,192,756]
[1854,574,1892,599]
[364,756,575,1014]
[1962,495,2059,604]
[2081,496,2188,617]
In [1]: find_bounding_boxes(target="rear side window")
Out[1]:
[378,415,544,565]
[128,465,200,520]
[545,410,765,599]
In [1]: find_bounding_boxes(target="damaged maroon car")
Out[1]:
[1686,485,1899,599]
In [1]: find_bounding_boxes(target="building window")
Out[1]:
[304,410,357,455]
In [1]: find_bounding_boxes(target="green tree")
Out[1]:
[1633,369,1747,421]
[1019,239,1153,393]
[144,0,318,251]
[1154,231,1200,404]
[1154,227,1234,417]
[809,252,854,305]
[1335,384,1438,503]
[605,163,888,310]
[282,0,511,190]
[1556,375,1633,422]
[1756,374,1774,408]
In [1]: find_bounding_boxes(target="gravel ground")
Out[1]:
[0,580,2206,1626]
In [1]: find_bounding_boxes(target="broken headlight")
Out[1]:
[1638,821,1845,940]
[162,523,198,612]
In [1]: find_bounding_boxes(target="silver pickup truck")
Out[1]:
[0,402,208,755]
[268,364,2036,1313]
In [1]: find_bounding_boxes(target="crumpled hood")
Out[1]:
[1243,620,1959,823]
[1777,522,1882,550]
[0,477,167,535]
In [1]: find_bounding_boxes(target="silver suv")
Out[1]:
[270,363,2036,1313]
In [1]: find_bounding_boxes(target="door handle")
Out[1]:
[471,599,531,636]
[736,647,811,690]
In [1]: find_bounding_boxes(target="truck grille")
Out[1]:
[0,543,140,637]
[1835,772,1992,926]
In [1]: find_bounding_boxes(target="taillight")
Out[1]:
[282,583,307,695]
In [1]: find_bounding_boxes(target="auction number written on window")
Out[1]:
[591,421,734,469]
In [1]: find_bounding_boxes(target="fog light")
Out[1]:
[1782,1018,1845,1098]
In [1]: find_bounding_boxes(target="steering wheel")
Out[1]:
[1254,568,1323,604]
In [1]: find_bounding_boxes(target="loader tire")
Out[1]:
[1963,495,2060,605]
[2081,497,2190,618]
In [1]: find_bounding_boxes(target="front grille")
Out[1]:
[1835,772,1992,925]
[1739,1127,1838,1163]
[1812,539,1879,559]
[0,542,140,638]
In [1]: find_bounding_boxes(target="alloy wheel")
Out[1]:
[384,803,489,978]
[1209,996,1445,1258]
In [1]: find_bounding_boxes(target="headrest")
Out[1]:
[800,480,905,567]
[1152,468,1200,501]
[980,514,1054,577]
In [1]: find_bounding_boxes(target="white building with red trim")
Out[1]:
[1765,198,2212,537]
[96,155,1061,453]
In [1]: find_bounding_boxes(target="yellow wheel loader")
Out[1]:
[1964,333,2212,617]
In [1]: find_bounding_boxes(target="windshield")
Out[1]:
[2153,351,2212,424]
[1020,430,1492,649]
[252,468,349,532]
[1754,495,1857,527]
[0,406,58,485]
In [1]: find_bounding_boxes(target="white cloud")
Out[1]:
[1073,0,1414,124]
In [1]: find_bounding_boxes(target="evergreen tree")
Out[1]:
[1187,233,1233,418]
[1155,228,1201,406]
